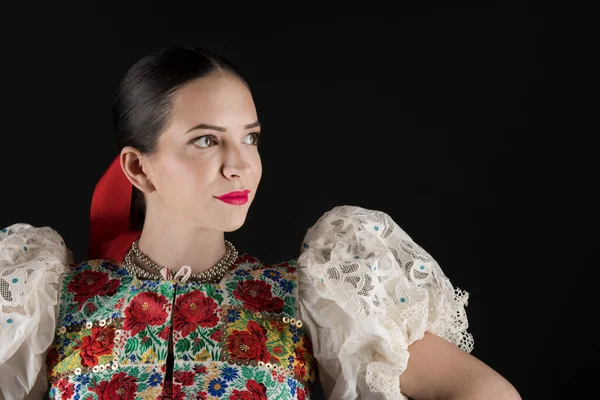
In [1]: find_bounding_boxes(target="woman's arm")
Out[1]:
[401,332,521,400]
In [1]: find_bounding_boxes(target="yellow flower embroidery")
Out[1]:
[141,348,157,363]
[138,385,163,400]
[194,348,211,362]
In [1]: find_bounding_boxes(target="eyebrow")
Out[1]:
[185,121,261,134]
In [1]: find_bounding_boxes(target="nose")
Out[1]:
[222,143,252,179]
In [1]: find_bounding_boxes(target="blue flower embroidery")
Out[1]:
[234,269,250,277]
[280,280,294,294]
[263,269,282,282]
[221,365,239,382]
[208,378,228,396]
[64,314,74,325]
[226,309,241,323]
[288,377,297,395]
[75,374,90,385]
[148,372,162,386]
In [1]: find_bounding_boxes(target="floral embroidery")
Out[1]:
[220,307,316,388]
[67,270,120,310]
[46,347,59,370]
[57,379,74,399]
[59,260,132,326]
[123,291,169,336]
[227,320,273,363]
[74,325,115,367]
[171,382,185,400]
[230,379,268,400]
[174,370,195,386]
[173,290,219,337]
[233,279,284,313]
[92,371,138,400]
[207,377,228,396]
[48,256,314,399]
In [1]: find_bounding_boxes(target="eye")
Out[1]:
[192,135,218,148]
[244,132,261,146]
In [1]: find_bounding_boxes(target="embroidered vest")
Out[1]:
[47,254,316,399]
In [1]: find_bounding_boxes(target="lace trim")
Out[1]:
[1,223,72,317]
[297,206,473,399]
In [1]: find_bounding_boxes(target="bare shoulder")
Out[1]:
[401,332,522,400]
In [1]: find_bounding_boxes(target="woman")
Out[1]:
[0,47,520,399]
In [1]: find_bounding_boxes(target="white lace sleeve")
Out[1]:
[296,206,474,400]
[0,223,72,400]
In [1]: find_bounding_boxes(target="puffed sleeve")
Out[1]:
[0,223,72,400]
[296,206,474,400]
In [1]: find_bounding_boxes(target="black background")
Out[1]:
[1,3,597,399]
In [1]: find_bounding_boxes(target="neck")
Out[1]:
[136,206,227,276]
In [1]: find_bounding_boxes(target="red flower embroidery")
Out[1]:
[57,379,74,399]
[115,297,125,310]
[86,302,96,314]
[238,254,258,264]
[297,387,307,400]
[210,329,223,342]
[294,363,306,377]
[173,290,219,337]
[233,280,284,313]
[193,365,207,374]
[174,370,195,386]
[196,390,208,400]
[67,270,120,310]
[123,292,169,336]
[158,325,171,341]
[171,383,185,400]
[271,321,285,332]
[295,346,306,360]
[227,321,272,363]
[46,347,59,369]
[92,372,137,400]
[76,325,115,367]
[230,380,268,400]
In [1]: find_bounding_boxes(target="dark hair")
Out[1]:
[112,47,248,230]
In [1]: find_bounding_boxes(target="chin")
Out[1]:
[220,215,248,233]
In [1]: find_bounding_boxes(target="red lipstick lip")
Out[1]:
[215,190,250,199]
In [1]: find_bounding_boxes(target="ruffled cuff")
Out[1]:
[296,206,473,399]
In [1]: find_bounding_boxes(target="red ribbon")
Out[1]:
[88,156,141,262]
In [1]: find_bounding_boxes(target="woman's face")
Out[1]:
[145,71,262,232]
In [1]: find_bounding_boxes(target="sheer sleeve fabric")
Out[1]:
[296,206,474,399]
[0,224,72,400]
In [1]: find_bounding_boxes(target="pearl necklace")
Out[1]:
[122,239,238,283]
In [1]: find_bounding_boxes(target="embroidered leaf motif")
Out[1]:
[191,338,205,354]
[140,336,152,352]
[64,351,82,371]
[176,337,191,353]
[125,337,139,353]
[241,367,254,380]
[160,283,171,298]
[254,369,266,383]
[138,371,150,383]
[137,382,148,393]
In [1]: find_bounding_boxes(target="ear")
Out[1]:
[120,146,156,194]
